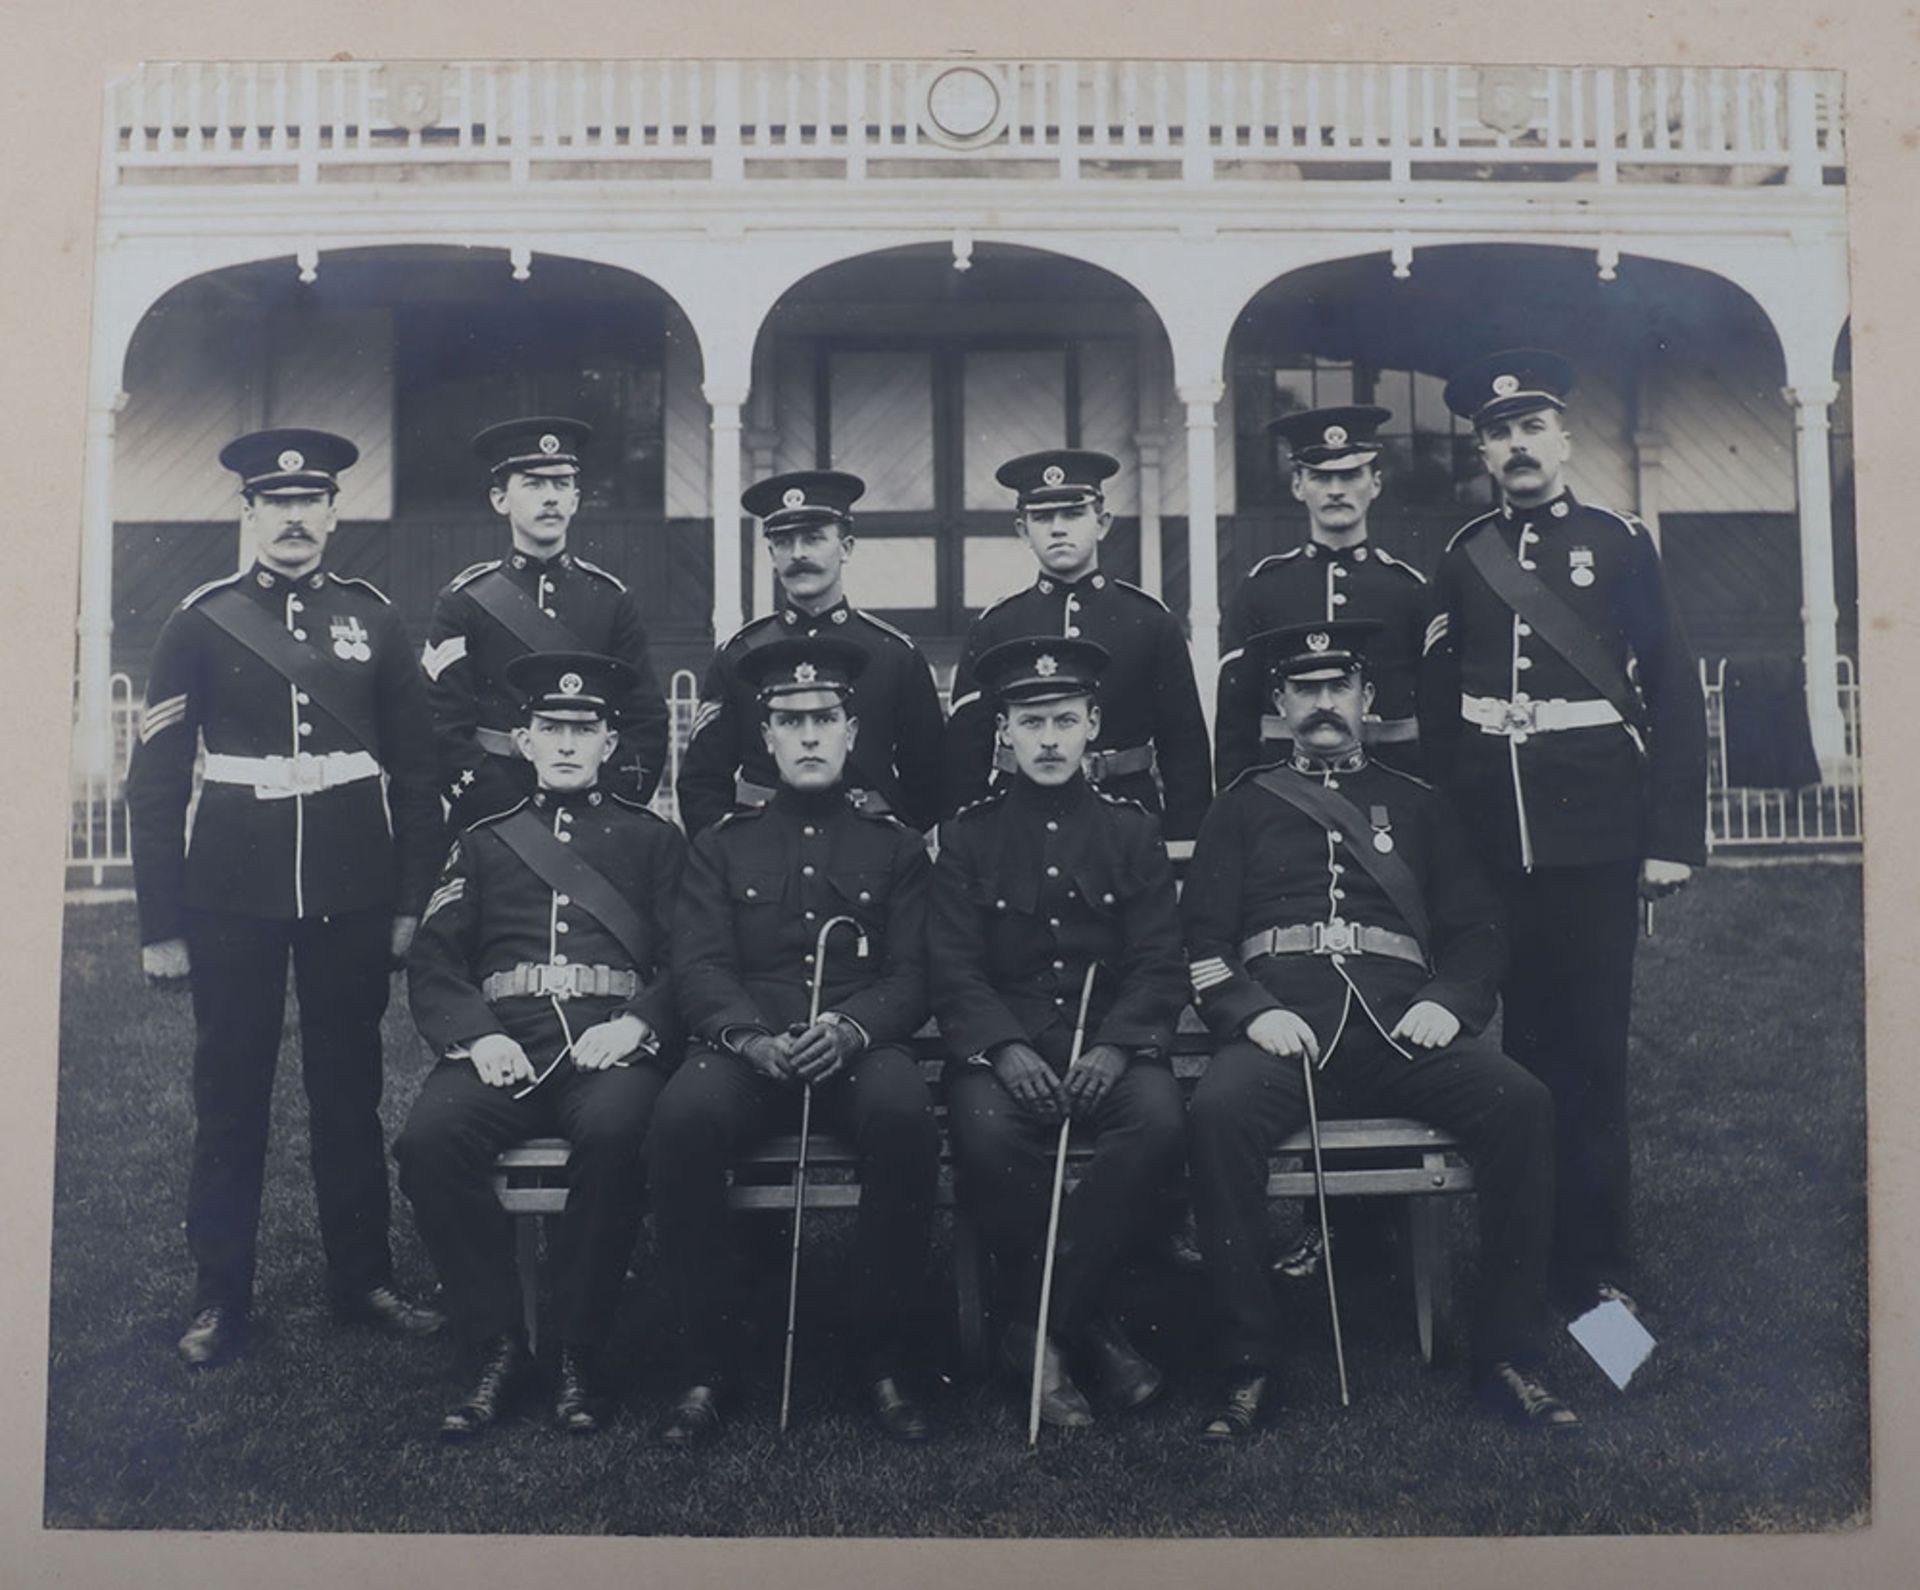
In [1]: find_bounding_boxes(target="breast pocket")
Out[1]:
[730,869,787,910]
[829,868,893,927]
[1073,863,1147,918]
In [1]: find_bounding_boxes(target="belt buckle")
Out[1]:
[1502,699,1538,735]
[531,964,577,999]
[1313,919,1356,955]
[289,752,328,793]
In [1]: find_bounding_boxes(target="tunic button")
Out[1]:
[803,826,817,838]
[1102,893,1115,905]
[544,608,558,619]
[746,887,757,897]
[802,865,816,877]
[1331,594,1348,606]
[1330,953,1347,967]
[1333,889,1346,901]
[1517,623,1533,637]
[1331,864,1345,877]
[995,899,1007,910]
[297,722,312,737]
[1516,656,1533,670]
[556,894,570,905]
[1519,560,1537,572]
[1052,960,1065,971]
[555,921,569,933]
[806,911,818,922]
[1329,832,1344,844]
[295,692,310,705]
[1048,917,1061,928]
[289,600,303,613]
[559,811,572,824]
[1046,866,1060,877]
[1332,567,1347,579]
[557,832,572,843]
[859,890,872,903]
[293,629,308,641]
[1326,778,1339,789]
[553,954,569,966]
[1046,821,1059,832]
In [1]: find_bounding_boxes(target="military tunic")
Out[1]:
[127,562,445,1316]
[1418,490,1707,1302]
[1215,540,1429,787]
[944,573,1213,839]
[677,599,947,837]
[396,787,685,1347]
[931,775,1186,1335]
[1181,755,1553,1374]
[649,785,939,1386]
[422,549,671,826]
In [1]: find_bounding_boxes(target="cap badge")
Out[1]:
[1307,631,1331,652]
[1035,653,1059,677]
[782,487,807,509]
[558,672,584,696]
[1323,425,1349,447]
[278,449,305,472]
[539,433,561,456]
[1041,464,1067,487]
[1492,374,1520,397]
[794,662,818,684]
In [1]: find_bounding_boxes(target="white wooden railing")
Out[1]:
[104,61,1845,188]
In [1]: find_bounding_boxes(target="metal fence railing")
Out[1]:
[67,657,1863,883]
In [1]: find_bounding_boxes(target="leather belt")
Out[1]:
[482,962,639,1001]
[993,742,1157,781]
[1261,715,1418,745]
[1239,920,1425,968]
[736,776,892,815]
[202,750,381,800]
[475,726,521,757]
[1461,694,1622,737]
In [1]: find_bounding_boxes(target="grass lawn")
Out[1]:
[42,864,1867,1537]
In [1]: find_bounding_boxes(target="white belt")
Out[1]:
[202,750,382,800]
[1461,694,1622,738]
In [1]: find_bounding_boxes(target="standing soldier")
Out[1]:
[397,652,686,1441]
[1215,406,1429,786]
[944,450,1212,840]
[1421,350,1707,1317]
[128,428,446,1367]
[649,635,943,1448]
[420,416,670,828]
[931,638,1188,1427]
[1184,621,1574,1437]
[677,469,946,837]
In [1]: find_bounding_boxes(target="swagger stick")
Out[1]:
[1029,960,1103,1448]
[780,914,868,1435]
[1299,1048,1351,1407]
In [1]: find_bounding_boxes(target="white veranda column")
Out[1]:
[1784,380,1846,774]
[705,386,747,642]
[75,392,127,780]
[1179,381,1225,725]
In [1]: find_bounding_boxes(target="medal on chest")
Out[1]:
[330,615,373,662]
[1568,546,1596,589]
[1369,803,1394,853]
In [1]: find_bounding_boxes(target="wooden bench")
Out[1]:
[490,1032,1476,1366]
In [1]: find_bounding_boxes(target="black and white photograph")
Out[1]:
[19,21,1895,1571]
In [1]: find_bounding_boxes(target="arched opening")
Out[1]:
[110,247,704,678]
[747,243,1176,668]
[1223,244,1810,661]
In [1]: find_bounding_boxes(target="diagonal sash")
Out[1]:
[1250,769,1431,954]
[198,588,380,752]
[466,569,587,653]
[489,809,650,969]
[1460,525,1645,744]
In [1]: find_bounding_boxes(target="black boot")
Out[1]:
[439,1333,531,1442]
[1198,1366,1274,1443]
[553,1346,608,1435]
[1081,1315,1165,1410]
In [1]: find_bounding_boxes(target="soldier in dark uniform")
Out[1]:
[1184,621,1575,1438]
[649,635,943,1447]
[1215,406,1429,786]
[677,469,947,836]
[931,637,1187,1427]
[396,652,686,1440]
[128,428,446,1367]
[944,450,1213,840]
[1421,351,1707,1317]
[420,416,671,827]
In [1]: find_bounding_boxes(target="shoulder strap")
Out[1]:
[1249,769,1431,952]
[465,569,587,653]
[196,588,380,752]
[489,809,650,967]
[1459,525,1643,731]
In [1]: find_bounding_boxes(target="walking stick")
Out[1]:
[1029,960,1103,1447]
[1298,1048,1351,1408]
[780,913,868,1435]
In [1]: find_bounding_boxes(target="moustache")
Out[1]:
[1301,713,1346,731]
[785,563,823,576]
[1503,456,1538,471]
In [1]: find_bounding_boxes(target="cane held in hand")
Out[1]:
[1300,1045,1352,1407]
[779,913,868,1435]
[1029,960,1103,1447]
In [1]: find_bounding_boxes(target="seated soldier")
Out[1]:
[649,635,943,1448]
[396,652,686,1441]
[1183,620,1578,1439]
[932,637,1188,1427]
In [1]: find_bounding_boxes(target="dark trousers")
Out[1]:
[1494,860,1641,1301]
[181,907,396,1314]
[1187,1024,1554,1376]
[394,1055,669,1349]
[647,1042,939,1387]
[947,1054,1184,1340]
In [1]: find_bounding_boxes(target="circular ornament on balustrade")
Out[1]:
[921,65,1009,150]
